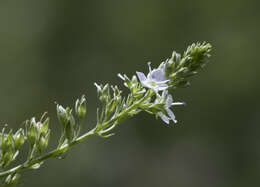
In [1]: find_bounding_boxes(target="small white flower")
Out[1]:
[136,62,169,92]
[156,90,185,124]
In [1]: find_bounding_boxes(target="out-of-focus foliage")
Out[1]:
[0,0,259,187]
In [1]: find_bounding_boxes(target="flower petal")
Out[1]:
[166,108,177,123]
[166,94,173,107]
[158,112,169,124]
[148,69,166,81]
[162,90,168,99]
[156,83,169,91]
[136,72,147,82]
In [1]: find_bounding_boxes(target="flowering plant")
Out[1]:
[0,42,211,186]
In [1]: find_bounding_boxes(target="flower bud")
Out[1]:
[65,109,75,141]
[94,82,102,96]
[13,129,25,150]
[1,130,14,154]
[40,118,49,136]
[2,151,14,167]
[57,104,76,142]
[57,105,69,127]
[103,84,109,95]
[26,118,39,145]
[75,95,87,119]
[172,51,181,63]
[38,130,50,152]
[4,173,20,186]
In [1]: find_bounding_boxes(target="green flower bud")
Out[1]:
[2,151,14,168]
[57,104,76,142]
[38,130,50,152]
[94,83,115,106]
[94,82,102,96]
[4,173,20,186]
[103,84,109,95]
[1,130,14,154]
[65,109,75,141]
[26,118,39,145]
[30,161,44,170]
[65,123,73,141]
[57,104,69,127]
[75,95,87,119]
[40,118,49,136]
[13,129,25,150]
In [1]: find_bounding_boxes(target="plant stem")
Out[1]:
[0,128,96,178]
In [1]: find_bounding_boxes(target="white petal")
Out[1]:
[142,80,153,88]
[157,85,168,91]
[166,94,173,107]
[148,69,166,81]
[166,108,176,123]
[158,112,169,124]
[156,79,170,84]
[162,90,168,98]
[136,72,147,82]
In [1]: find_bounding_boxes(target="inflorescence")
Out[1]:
[0,42,212,186]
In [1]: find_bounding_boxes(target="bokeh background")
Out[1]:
[0,0,259,186]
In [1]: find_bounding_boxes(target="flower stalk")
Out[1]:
[0,42,212,186]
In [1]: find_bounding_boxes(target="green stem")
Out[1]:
[75,119,83,138]
[0,128,96,178]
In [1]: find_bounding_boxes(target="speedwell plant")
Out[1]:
[0,42,212,186]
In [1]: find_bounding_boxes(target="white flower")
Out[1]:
[136,62,169,92]
[156,90,185,124]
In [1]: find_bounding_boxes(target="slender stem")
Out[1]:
[75,119,83,138]
[0,128,96,178]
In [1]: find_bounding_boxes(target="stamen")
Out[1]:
[147,61,152,72]
[171,102,186,106]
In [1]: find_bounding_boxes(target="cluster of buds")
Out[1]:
[94,83,123,127]
[26,117,50,153]
[93,81,150,138]
[56,95,87,143]
[117,74,146,99]
[4,173,20,187]
[162,42,212,88]
[57,105,76,142]
[0,127,25,168]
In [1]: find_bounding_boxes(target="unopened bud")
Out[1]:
[4,173,20,186]
[13,129,25,150]
[2,151,14,167]
[57,105,69,127]
[38,130,50,152]
[75,95,87,119]
[26,118,39,145]
[40,118,49,136]
[65,109,75,141]
[1,130,14,154]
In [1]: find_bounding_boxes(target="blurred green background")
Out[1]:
[0,0,259,186]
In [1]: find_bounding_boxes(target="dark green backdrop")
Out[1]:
[0,0,259,186]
